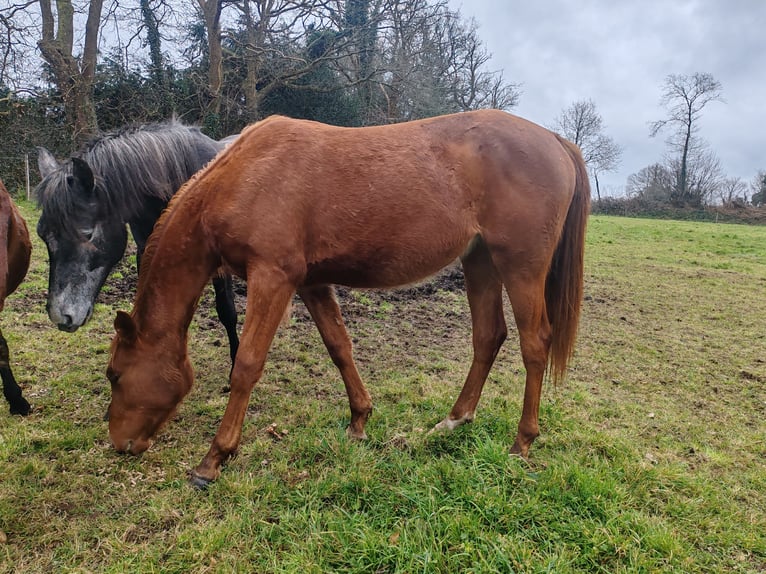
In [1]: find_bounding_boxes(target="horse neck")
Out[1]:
[132,211,218,350]
[85,129,213,224]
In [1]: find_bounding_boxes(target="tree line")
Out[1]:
[0,0,519,189]
[554,74,764,209]
[633,73,764,208]
[0,1,763,209]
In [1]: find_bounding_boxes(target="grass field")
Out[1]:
[1,204,764,573]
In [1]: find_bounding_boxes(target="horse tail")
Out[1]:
[546,135,590,384]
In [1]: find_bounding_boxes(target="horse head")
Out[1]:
[107,311,193,454]
[35,149,128,331]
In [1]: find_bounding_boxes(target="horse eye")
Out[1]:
[80,228,94,241]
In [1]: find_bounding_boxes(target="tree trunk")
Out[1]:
[346,0,377,119]
[38,0,102,146]
[198,0,224,136]
[593,171,601,201]
[140,0,171,116]
[241,0,273,122]
[678,110,692,205]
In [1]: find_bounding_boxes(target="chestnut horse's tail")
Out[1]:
[546,136,591,383]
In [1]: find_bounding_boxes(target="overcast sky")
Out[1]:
[449,0,766,195]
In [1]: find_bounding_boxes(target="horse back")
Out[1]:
[192,110,579,288]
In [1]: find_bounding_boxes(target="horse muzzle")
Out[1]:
[56,319,81,333]
[49,306,92,332]
[47,293,94,332]
[111,436,153,456]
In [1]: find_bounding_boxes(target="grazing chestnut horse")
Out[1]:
[107,109,590,486]
[0,180,32,415]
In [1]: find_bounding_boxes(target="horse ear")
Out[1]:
[70,157,95,194]
[114,311,138,344]
[37,147,60,178]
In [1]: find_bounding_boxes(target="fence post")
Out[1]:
[25,153,30,200]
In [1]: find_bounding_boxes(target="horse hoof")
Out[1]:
[428,417,462,434]
[345,426,367,441]
[188,472,214,490]
[509,442,530,458]
[9,398,31,416]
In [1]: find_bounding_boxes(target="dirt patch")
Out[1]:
[91,255,467,345]
[92,243,139,308]
[210,263,465,324]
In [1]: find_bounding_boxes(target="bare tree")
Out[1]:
[1,2,35,88]
[718,176,748,206]
[231,0,344,122]
[196,0,226,133]
[37,0,104,145]
[189,0,382,130]
[446,17,519,112]
[626,163,673,204]
[2,0,519,141]
[649,72,723,205]
[376,0,519,122]
[666,146,723,206]
[376,0,451,120]
[551,99,621,200]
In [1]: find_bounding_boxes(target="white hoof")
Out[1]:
[346,426,368,441]
[429,414,474,435]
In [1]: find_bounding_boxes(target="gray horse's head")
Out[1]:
[35,149,128,331]
[34,122,224,332]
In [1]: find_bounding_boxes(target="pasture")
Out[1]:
[1,205,764,573]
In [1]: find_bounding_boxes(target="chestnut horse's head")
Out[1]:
[107,311,193,454]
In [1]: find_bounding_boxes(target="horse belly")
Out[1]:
[304,222,474,289]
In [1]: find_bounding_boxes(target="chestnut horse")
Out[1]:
[107,109,590,486]
[0,180,32,415]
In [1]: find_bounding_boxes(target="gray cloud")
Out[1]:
[451,0,766,193]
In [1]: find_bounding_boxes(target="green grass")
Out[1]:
[1,204,765,573]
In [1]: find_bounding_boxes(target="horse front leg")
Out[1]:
[190,268,295,488]
[0,328,30,415]
[299,285,372,439]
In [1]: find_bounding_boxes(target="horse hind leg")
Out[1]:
[432,239,507,433]
[0,327,31,416]
[299,285,372,439]
[502,270,552,457]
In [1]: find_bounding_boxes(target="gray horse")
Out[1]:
[35,122,239,363]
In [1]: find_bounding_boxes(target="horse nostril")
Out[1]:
[112,439,131,454]
[57,315,78,332]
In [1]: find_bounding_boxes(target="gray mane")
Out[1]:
[36,121,223,229]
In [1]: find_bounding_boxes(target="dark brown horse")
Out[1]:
[0,180,32,415]
[107,109,590,486]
